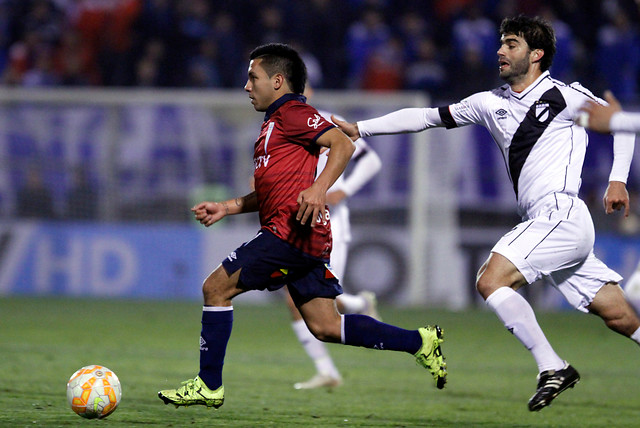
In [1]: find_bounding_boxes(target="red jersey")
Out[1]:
[253,94,335,259]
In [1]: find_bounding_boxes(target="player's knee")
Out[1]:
[306,322,340,343]
[201,276,231,305]
[476,274,497,300]
[201,265,239,303]
[202,280,221,303]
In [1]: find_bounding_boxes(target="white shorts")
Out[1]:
[492,193,622,312]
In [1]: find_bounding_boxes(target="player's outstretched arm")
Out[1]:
[578,90,621,133]
[579,91,640,133]
[191,192,258,227]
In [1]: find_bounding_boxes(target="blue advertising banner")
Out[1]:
[0,222,204,299]
[1,220,638,309]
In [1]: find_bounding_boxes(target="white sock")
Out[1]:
[631,326,640,345]
[337,293,366,313]
[486,287,565,373]
[291,319,340,378]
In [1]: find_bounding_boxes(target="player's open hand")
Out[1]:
[331,115,360,141]
[296,184,326,227]
[603,181,630,217]
[191,201,226,227]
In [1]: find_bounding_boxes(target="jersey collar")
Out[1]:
[264,93,307,121]
[508,70,551,100]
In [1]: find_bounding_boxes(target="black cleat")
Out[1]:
[528,363,580,411]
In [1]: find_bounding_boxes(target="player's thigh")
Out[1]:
[492,208,593,285]
[297,297,342,342]
[202,264,245,304]
[222,229,325,294]
[549,251,622,313]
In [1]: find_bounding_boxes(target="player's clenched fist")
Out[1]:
[191,202,225,227]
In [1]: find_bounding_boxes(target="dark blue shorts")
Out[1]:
[221,229,343,304]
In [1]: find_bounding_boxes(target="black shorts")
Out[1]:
[221,229,342,304]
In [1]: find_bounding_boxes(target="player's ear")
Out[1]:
[273,73,285,90]
[531,49,543,63]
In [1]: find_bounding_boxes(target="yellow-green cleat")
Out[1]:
[158,376,224,408]
[414,325,447,389]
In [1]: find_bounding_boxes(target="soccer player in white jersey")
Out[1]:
[578,90,640,134]
[284,97,383,389]
[333,15,640,411]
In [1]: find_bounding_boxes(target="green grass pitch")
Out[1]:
[1,296,638,427]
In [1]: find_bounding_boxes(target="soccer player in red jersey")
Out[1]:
[158,43,447,409]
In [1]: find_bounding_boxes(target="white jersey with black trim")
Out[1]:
[358,71,635,219]
[446,71,598,218]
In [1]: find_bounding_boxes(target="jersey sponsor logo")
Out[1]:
[255,122,274,170]
[307,113,325,129]
[315,209,330,226]
[453,100,471,114]
[495,108,508,118]
[254,154,270,169]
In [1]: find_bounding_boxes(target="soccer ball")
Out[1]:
[66,365,122,419]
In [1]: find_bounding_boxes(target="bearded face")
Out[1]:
[497,34,536,86]
[499,53,532,84]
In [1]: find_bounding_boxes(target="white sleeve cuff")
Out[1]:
[610,112,640,134]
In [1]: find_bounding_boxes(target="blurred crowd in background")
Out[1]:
[2,0,640,232]
[1,0,640,103]
[2,0,639,305]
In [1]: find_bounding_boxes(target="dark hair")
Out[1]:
[249,43,307,94]
[499,15,556,72]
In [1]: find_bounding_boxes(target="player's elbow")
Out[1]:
[344,138,356,157]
